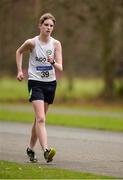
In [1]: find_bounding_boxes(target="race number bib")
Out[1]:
[36,66,53,78]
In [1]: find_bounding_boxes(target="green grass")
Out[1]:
[0,109,34,123]
[1,77,123,102]
[0,77,123,132]
[0,77,122,179]
[0,77,28,101]
[0,77,104,101]
[0,108,123,132]
[56,78,104,100]
[0,160,114,179]
[47,114,123,131]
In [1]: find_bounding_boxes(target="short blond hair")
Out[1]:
[39,13,56,25]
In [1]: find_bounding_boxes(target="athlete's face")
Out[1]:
[39,19,54,36]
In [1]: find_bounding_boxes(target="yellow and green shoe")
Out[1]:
[44,148,56,163]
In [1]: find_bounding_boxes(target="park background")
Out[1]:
[1,0,123,104]
[0,0,123,179]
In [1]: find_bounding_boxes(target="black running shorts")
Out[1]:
[28,80,57,104]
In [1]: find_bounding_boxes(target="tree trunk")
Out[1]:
[101,31,115,99]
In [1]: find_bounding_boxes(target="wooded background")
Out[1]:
[1,0,123,99]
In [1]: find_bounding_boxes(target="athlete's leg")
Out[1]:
[32,100,49,151]
[29,102,49,150]
[27,117,38,162]
[43,102,56,163]
[44,102,49,115]
[29,118,37,150]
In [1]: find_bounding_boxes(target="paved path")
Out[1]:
[0,122,123,178]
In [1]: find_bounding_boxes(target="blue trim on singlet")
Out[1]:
[36,66,53,71]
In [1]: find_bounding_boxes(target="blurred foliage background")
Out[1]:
[1,0,123,102]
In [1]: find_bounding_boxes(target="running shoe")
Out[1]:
[44,148,56,163]
[26,147,38,162]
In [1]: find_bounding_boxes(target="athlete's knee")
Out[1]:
[36,116,45,124]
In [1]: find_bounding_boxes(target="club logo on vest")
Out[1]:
[46,50,52,56]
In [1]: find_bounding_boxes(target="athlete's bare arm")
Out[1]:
[16,39,35,81]
[54,40,63,71]
[47,40,63,71]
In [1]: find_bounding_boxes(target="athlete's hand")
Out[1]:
[17,71,24,81]
[47,55,53,63]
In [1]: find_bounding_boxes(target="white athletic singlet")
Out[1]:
[28,36,56,82]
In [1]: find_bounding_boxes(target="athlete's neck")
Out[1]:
[39,34,50,44]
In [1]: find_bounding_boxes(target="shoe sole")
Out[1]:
[47,148,56,163]
[26,150,38,163]
[30,158,38,163]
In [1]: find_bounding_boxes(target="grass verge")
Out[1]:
[0,77,104,101]
[0,160,115,179]
[0,109,123,132]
